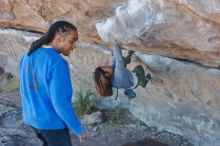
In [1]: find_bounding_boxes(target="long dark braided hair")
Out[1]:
[28,21,77,56]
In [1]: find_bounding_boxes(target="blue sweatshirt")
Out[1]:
[111,44,133,89]
[19,47,84,137]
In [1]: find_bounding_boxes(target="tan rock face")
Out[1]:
[0,0,219,67]
[0,0,126,41]
[96,0,220,67]
[0,0,13,20]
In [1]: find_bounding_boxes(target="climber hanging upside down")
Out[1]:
[93,41,151,99]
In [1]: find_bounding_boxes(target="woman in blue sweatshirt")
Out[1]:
[20,21,87,146]
[93,42,151,99]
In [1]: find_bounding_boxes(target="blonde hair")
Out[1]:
[93,67,113,97]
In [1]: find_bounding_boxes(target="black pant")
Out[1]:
[32,127,72,146]
[132,65,146,87]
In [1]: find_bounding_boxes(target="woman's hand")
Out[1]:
[114,40,122,48]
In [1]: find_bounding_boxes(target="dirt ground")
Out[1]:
[0,72,192,146]
[0,91,193,146]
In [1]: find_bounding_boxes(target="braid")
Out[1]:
[28,21,77,56]
[93,67,113,97]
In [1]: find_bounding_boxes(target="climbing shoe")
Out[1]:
[124,89,136,99]
[141,73,151,88]
[145,73,151,80]
[128,50,134,56]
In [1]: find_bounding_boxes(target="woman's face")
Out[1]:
[100,66,113,77]
[59,30,78,56]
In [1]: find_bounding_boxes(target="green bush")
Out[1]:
[73,85,95,117]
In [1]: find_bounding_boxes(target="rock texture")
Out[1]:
[0,0,220,146]
[0,28,40,74]
[0,0,219,67]
[71,46,220,146]
[0,91,192,146]
[96,0,220,67]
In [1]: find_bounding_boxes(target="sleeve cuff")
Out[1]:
[71,124,85,137]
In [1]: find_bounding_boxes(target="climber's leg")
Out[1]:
[132,65,146,88]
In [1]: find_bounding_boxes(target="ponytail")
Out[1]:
[28,34,50,56]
